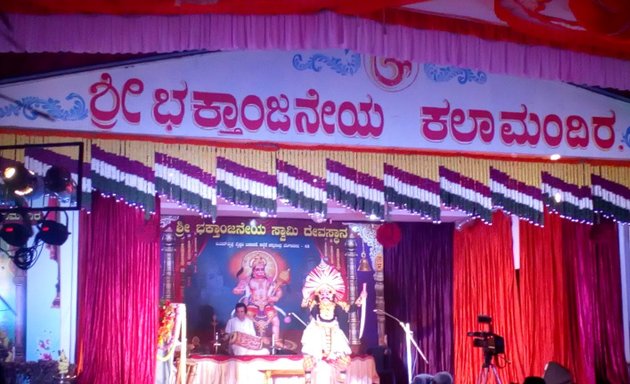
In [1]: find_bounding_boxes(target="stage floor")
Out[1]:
[185,354,380,384]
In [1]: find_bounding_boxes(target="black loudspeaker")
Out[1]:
[523,376,546,384]
[432,372,453,384]
[544,362,572,384]
[412,372,453,384]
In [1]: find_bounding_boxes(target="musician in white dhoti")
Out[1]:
[225,303,269,356]
[301,261,366,384]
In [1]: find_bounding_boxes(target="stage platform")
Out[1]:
[185,354,380,384]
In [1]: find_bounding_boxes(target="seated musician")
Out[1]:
[225,302,269,356]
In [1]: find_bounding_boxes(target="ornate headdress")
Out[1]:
[240,250,277,280]
[249,253,268,269]
[302,260,346,303]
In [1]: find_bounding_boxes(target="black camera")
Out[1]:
[467,315,505,367]
[468,331,505,354]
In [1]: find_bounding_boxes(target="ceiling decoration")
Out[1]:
[495,0,630,58]
[0,0,420,16]
[1,0,629,60]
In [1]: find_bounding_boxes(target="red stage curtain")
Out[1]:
[519,211,628,384]
[76,194,160,384]
[580,218,628,383]
[453,211,527,384]
[519,211,578,380]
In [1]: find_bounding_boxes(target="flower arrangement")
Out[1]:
[37,335,52,361]
[157,300,177,352]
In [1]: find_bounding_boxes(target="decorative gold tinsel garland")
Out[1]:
[1,133,629,210]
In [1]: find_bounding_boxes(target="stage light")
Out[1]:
[0,218,33,247]
[37,220,70,246]
[44,166,73,193]
[2,164,37,196]
[36,211,70,246]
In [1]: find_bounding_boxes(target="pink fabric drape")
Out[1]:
[76,193,160,384]
[2,12,629,90]
[519,211,629,384]
[587,219,629,383]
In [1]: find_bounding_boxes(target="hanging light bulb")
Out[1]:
[2,164,37,196]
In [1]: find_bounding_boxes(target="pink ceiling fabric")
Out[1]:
[1,11,629,90]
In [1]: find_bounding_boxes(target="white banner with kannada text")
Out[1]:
[1,49,629,160]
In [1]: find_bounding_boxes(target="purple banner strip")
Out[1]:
[25,147,80,175]
[156,152,216,186]
[592,174,630,200]
[491,167,543,200]
[440,166,491,197]
[92,145,155,182]
[276,159,326,190]
[326,159,384,191]
[217,157,276,187]
[385,163,440,194]
[541,172,590,198]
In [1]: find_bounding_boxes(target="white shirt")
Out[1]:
[225,316,256,336]
[225,316,269,356]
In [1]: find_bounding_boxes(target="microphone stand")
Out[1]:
[288,312,308,327]
[374,309,428,382]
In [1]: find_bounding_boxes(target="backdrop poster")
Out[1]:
[160,216,378,353]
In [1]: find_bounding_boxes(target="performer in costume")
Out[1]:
[301,260,367,384]
[225,302,269,356]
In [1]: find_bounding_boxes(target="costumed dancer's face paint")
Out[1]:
[318,286,334,302]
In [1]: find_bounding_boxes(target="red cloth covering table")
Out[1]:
[186,354,380,384]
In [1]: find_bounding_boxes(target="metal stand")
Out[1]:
[476,351,502,384]
[374,309,428,383]
[213,331,221,355]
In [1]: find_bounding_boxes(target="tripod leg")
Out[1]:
[477,367,488,384]
[490,364,502,384]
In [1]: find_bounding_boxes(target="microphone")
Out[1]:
[373,308,404,326]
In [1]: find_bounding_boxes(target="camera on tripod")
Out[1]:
[467,315,505,362]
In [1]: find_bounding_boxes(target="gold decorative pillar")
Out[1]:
[344,233,360,352]
[161,227,176,300]
[351,224,387,347]
[373,249,386,347]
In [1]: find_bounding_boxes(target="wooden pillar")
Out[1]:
[344,233,360,352]
[161,228,176,300]
[373,250,386,347]
[350,224,387,347]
